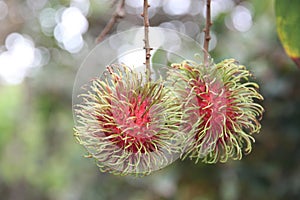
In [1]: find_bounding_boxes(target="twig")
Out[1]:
[95,0,126,43]
[142,0,152,80]
[203,0,212,65]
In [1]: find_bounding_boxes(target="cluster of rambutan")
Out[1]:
[74,58,264,176]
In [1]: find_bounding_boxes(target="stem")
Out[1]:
[96,0,125,43]
[203,0,212,66]
[142,0,152,80]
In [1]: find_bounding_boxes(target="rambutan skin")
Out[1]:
[168,59,264,163]
[74,64,182,176]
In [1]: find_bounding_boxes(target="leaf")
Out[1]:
[151,48,169,79]
[275,0,300,67]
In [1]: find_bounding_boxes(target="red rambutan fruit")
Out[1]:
[74,64,182,176]
[167,59,264,163]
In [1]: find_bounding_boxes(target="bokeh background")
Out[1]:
[0,0,299,199]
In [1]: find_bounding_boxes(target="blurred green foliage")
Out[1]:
[0,0,300,200]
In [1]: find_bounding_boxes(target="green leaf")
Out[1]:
[275,0,300,67]
[151,48,169,79]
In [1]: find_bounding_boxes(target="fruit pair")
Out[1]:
[74,58,264,176]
